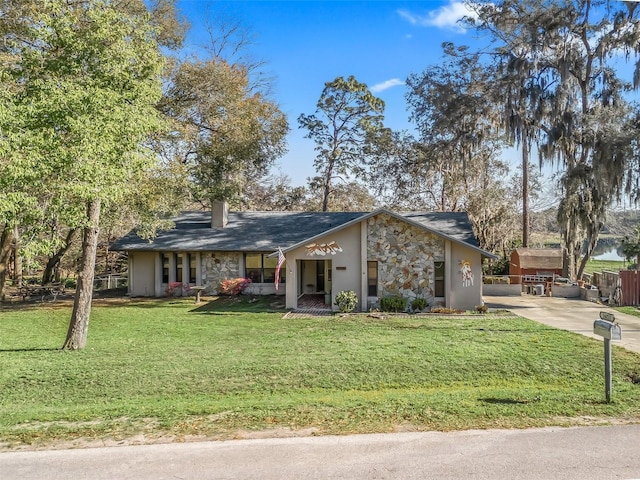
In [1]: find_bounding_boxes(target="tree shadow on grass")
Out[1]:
[479,397,534,405]
[190,295,286,314]
[0,347,61,352]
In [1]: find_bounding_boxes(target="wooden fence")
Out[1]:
[620,270,640,306]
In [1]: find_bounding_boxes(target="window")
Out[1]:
[245,253,263,283]
[175,253,183,283]
[188,253,197,284]
[434,261,445,297]
[367,261,378,296]
[244,253,285,284]
[162,253,170,284]
[263,255,277,283]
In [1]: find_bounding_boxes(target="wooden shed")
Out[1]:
[509,248,564,284]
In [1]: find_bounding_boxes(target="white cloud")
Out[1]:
[398,1,478,33]
[370,78,405,93]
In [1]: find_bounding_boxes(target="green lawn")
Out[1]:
[1,296,640,449]
[582,259,626,275]
[614,306,640,318]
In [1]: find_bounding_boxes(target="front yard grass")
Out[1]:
[1,296,640,449]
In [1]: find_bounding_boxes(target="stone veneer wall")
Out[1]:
[367,214,444,304]
[201,252,242,293]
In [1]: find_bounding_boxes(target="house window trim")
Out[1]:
[434,260,445,298]
[161,252,197,286]
[161,253,170,284]
[244,252,286,285]
[367,260,378,297]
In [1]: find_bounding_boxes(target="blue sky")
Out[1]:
[175,0,506,186]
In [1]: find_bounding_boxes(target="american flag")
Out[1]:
[275,247,286,291]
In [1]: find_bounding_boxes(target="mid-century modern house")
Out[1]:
[110,202,497,311]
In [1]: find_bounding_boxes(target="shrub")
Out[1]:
[165,281,187,297]
[411,297,428,312]
[380,296,407,312]
[219,278,251,296]
[335,290,358,313]
[476,304,489,314]
[430,307,464,314]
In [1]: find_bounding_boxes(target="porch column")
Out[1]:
[360,221,368,312]
[182,253,189,284]
[195,252,202,287]
[285,257,297,309]
[127,255,133,296]
[445,241,452,308]
[154,253,163,297]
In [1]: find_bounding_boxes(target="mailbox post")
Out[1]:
[593,312,622,403]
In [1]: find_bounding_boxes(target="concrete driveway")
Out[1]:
[483,294,640,353]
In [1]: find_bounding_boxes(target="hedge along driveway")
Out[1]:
[1,297,640,449]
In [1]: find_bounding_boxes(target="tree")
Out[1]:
[298,76,385,211]
[0,0,168,349]
[160,57,288,209]
[389,46,508,213]
[304,178,378,212]
[239,173,307,211]
[492,47,546,248]
[0,0,188,296]
[621,225,640,267]
[469,0,640,279]
[367,46,520,252]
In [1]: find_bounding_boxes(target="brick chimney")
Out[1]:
[211,200,228,228]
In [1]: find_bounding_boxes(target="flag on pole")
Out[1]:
[275,247,286,291]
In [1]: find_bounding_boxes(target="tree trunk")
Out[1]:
[563,222,578,281]
[0,226,15,300]
[13,225,22,287]
[63,198,101,350]
[577,220,604,280]
[577,243,593,281]
[42,228,79,285]
[322,162,334,212]
[522,140,530,248]
[322,181,331,212]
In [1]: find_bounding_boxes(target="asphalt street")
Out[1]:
[2,425,640,480]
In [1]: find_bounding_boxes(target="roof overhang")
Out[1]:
[269,208,498,260]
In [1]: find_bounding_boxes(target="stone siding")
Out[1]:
[367,214,444,305]
[201,252,242,293]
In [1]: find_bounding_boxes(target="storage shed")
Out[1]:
[509,248,564,284]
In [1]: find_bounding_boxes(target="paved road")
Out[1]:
[3,425,640,479]
[484,294,640,353]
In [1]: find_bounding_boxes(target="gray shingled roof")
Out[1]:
[401,212,479,247]
[110,210,483,253]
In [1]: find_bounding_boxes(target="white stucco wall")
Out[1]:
[129,251,156,297]
[286,223,363,311]
[449,243,483,311]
